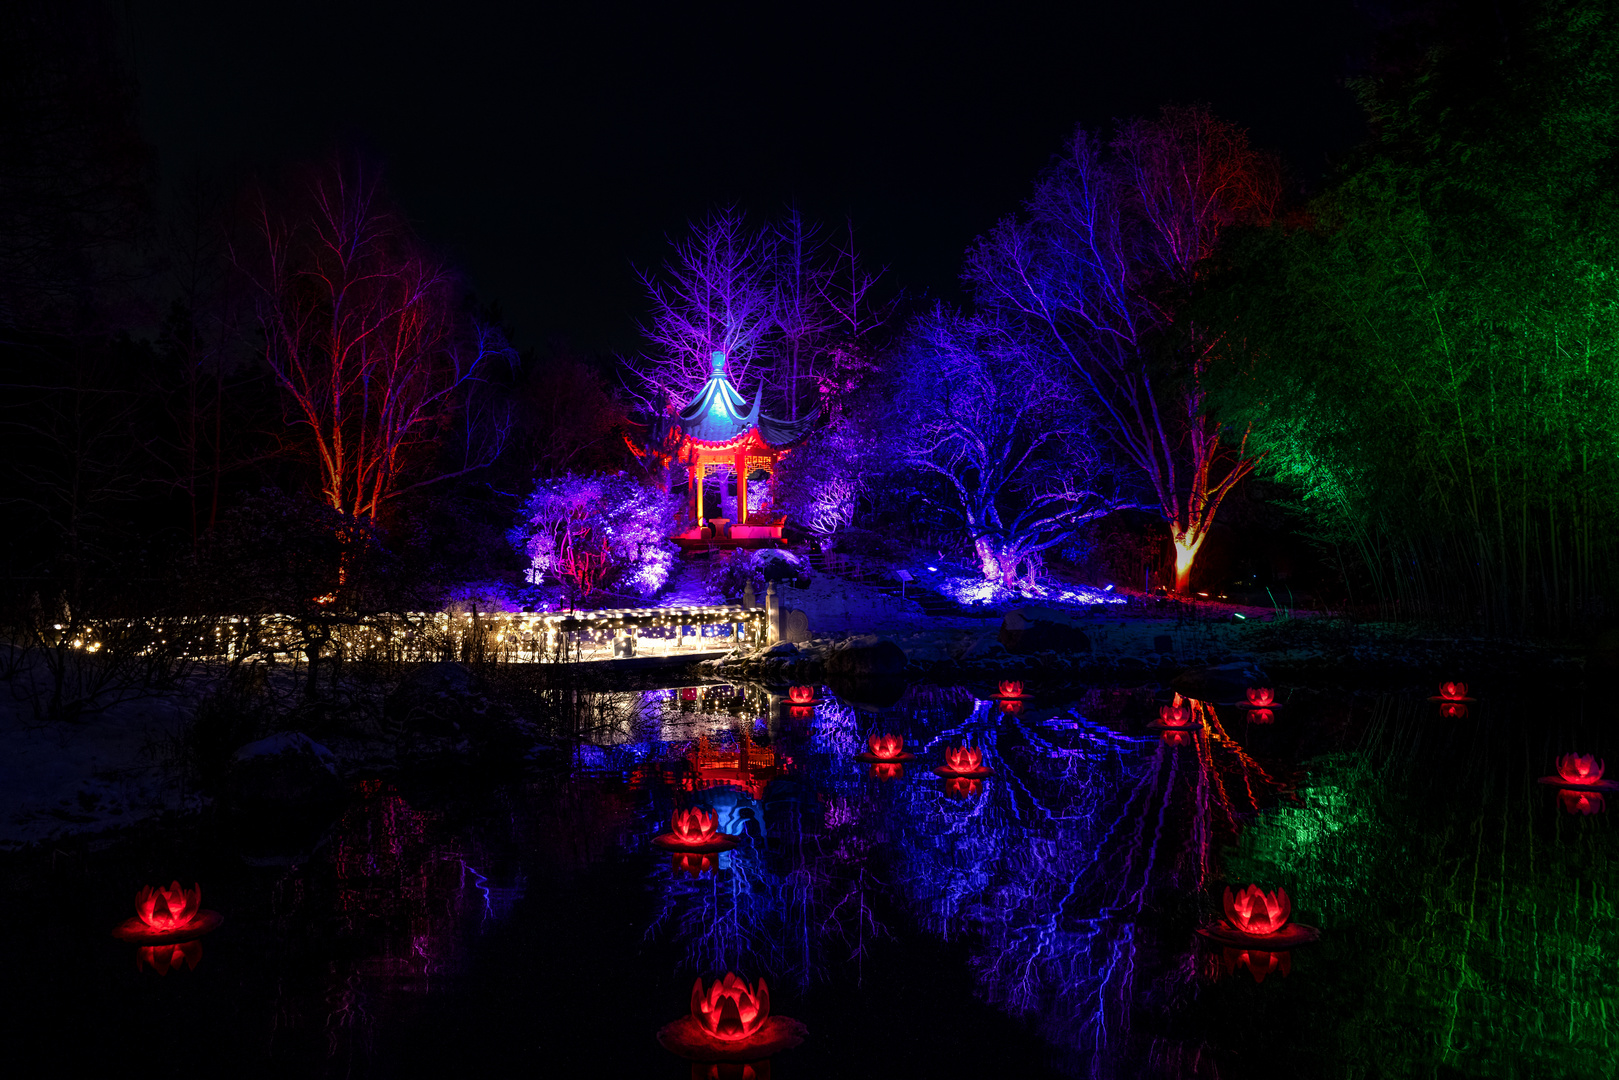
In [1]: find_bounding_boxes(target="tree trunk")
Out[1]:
[1172,528,1206,594]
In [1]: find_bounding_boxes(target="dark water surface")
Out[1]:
[6,680,1616,1078]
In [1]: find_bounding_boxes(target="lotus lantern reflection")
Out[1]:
[868,762,905,780]
[1220,947,1290,983]
[671,853,718,878]
[138,939,203,975]
[1247,708,1275,725]
[1559,789,1605,815]
[1245,687,1275,707]
[1162,729,1193,746]
[653,807,737,853]
[943,776,983,798]
[1439,702,1468,719]
[112,881,223,943]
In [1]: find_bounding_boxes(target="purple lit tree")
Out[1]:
[509,472,679,600]
[965,107,1281,593]
[897,307,1134,588]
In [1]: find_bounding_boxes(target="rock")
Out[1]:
[227,732,343,808]
[780,608,811,644]
[824,637,908,677]
[765,641,799,656]
[1171,661,1269,702]
[999,607,1093,654]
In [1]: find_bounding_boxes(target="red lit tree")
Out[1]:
[239,158,511,520]
[967,106,1281,592]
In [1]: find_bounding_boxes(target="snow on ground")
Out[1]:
[0,661,203,851]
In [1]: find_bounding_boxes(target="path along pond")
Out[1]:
[7,678,1616,1079]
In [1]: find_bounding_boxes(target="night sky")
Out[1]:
[132,1,1372,352]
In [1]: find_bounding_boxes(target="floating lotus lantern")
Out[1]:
[112,881,223,944]
[1428,681,1475,702]
[652,808,739,853]
[1537,753,1619,791]
[1196,884,1320,948]
[1245,687,1275,707]
[1559,789,1605,815]
[1247,708,1275,725]
[855,733,914,764]
[933,743,994,778]
[1150,695,1194,728]
[137,939,203,975]
[1439,702,1469,719]
[671,852,719,878]
[657,972,807,1065]
[1219,946,1290,983]
[786,685,819,705]
[994,681,1030,700]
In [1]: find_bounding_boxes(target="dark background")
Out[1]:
[132,0,1373,351]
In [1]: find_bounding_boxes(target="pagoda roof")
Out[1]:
[677,352,818,448]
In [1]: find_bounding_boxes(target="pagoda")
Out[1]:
[669,352,817,549]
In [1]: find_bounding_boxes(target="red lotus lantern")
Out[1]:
[1559,789,1605,815]
[934,743,993,778]
[1162,729,1193,746]
[1196,883,1320,948]
[653,808,738,853]
[137,939,203,975]
[787,686,818,705]
[112,881,223,943]
[658,972,807,1063]
[1439,702,1468,719]
[996,681,1028,699]
[671,853,718,878]
[1245,687,1275,707]
[943,776,983,798]
[1247,708,1274,725]
[1537,752,1618,791]
[1558,754,1606,786]
[1156,703,1191,727]
[1224,885,1289,936]
[1439,681,1468,701]
[855,734,914,763]
[1220,946,1290,983]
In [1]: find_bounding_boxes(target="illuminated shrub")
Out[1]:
[511,472,680,599]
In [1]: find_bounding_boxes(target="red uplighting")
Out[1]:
[868,734,906,760]
[692,973,770,1042]
[1439,702,1468,719]
[944,745,983,773]
[787,686,816,704]
[671,808,721,846]
[138,881,201,931]
[138,940,203,975]
[999,681,1024,698]
[1159,703,1190,727]
[1245,687,1275,707]
[1439,681,1468,701]
[1247,708,1274,725]
[1223,885,1291,937]
[1560,789,1605,815]
[1557,754,1606,786]
[1222,946,1290,983]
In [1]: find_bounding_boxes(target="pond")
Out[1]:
[7,677,1616,1079]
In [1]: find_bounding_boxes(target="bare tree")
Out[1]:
[966,106,1281,592]
[637,208,775,407]
[899,308,1133,587]
[238,158,511,520]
